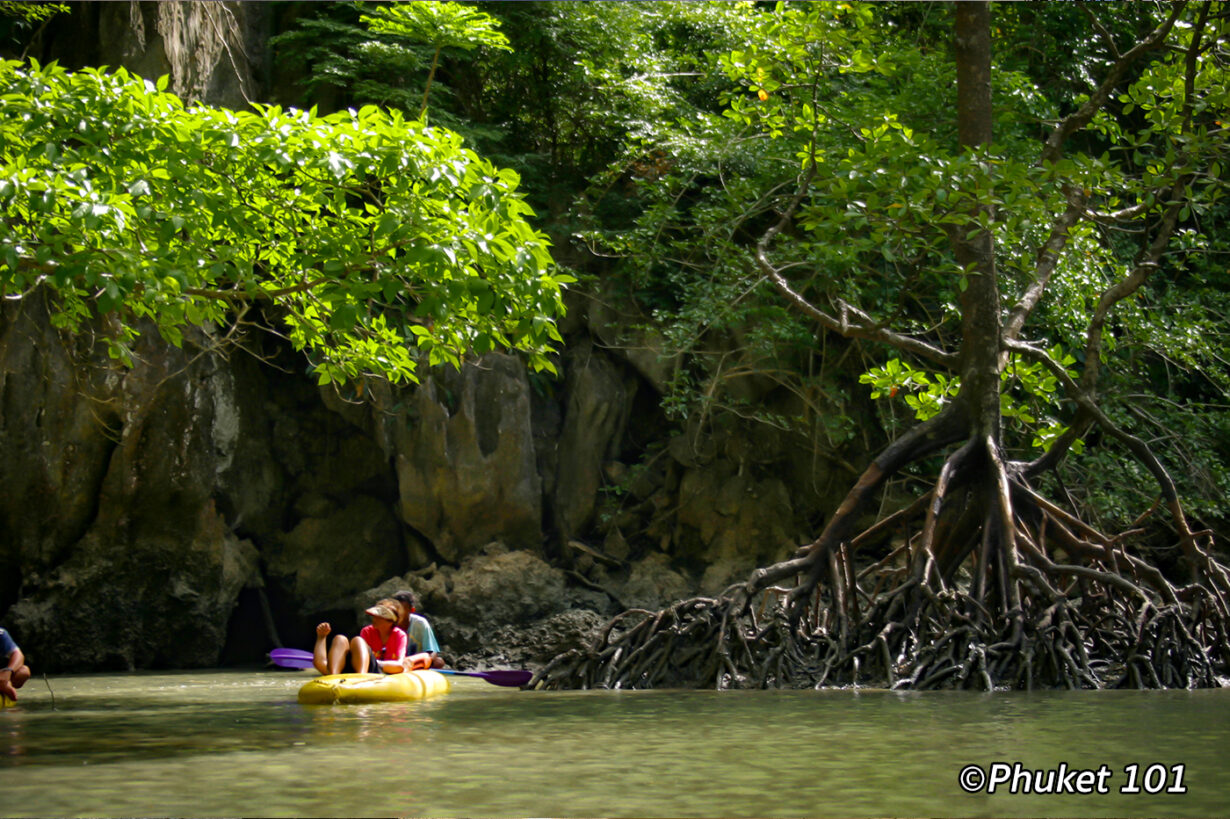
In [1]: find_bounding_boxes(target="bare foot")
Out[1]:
[313,623,333,675]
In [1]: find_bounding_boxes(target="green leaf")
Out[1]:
[329,302,360,332]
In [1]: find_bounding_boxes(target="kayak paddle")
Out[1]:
[268,648,316,670]
[439,669,532,687]
[268,647,530,687]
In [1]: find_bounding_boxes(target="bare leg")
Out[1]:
[313,623,332,675]
[12,665,29,689]
[349,637,372,674]
[328,635,350,675]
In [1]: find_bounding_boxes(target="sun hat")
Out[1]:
[364,603,398,622]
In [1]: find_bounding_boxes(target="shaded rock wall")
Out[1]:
[0,297,264,669]
[389,353,543,561]
[552,341,633,546]
[0,282,845,671]
[40,1,265,108]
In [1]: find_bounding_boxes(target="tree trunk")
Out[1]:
[952,1,1001,445]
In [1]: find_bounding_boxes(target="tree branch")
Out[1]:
[1003,189,1087,341]
[755,165,959,369]
[1041,3,1185,166]
[1081,199,1183,394]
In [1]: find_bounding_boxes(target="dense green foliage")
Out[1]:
[567,1,1230,534]
[3,0,1227,538]
[0,58,569,383]
[272,2,756,215]
[270,1,510,126]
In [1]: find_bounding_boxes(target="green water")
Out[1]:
[1,670,1227,817]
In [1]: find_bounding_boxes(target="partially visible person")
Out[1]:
[0,627,31,703]
[391,590,444,670]
[313,600,408,675]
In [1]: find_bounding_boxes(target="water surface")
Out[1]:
[1,670,1226,817]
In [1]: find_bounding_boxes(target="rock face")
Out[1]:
[614,554,694,611]
[9,510,259,671]
[1,301,263,669]
[43,1,266,109]
[0,285,835,671]
[390,354,544,562]
[351,548,606,669]
[439,545,572,625]
[551,343,633,545]
[265,495,404,613]
[0,296,118,603]
[674,462,799,594]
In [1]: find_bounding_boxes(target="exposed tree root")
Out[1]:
[534,430,1229,691]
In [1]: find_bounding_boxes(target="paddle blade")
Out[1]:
[269,648,316,669]
[441,669,532,687]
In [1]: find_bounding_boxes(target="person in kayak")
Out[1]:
[0,626,31,702]
[313,600,408,675]
[391,589,444,671]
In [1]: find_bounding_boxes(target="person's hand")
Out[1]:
[0,671,15,702]
[403,652,431,671]
[316,622,332,637]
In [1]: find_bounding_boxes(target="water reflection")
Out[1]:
[0,671,1226,817]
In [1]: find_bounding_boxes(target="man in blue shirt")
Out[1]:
[0,627,30,703]
[392,590,444,670]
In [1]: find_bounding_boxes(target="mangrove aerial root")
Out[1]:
[533,439,1229,691]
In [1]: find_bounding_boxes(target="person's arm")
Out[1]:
[378,628,408,674]
[0,647,23,694]
[403,652,433,670]
[419,619,441,655]
[403,618,441,670]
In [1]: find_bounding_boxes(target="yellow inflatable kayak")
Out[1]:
[297,670,450,705]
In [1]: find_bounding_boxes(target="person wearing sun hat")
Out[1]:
[312,599,408,676]
[350,599,409,675]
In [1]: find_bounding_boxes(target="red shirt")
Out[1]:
[359,624,408,661]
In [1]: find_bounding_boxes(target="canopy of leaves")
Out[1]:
[0,59,570,384]
[361,1,510,53]
[268,1,510,136]
[361,1,510,119]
